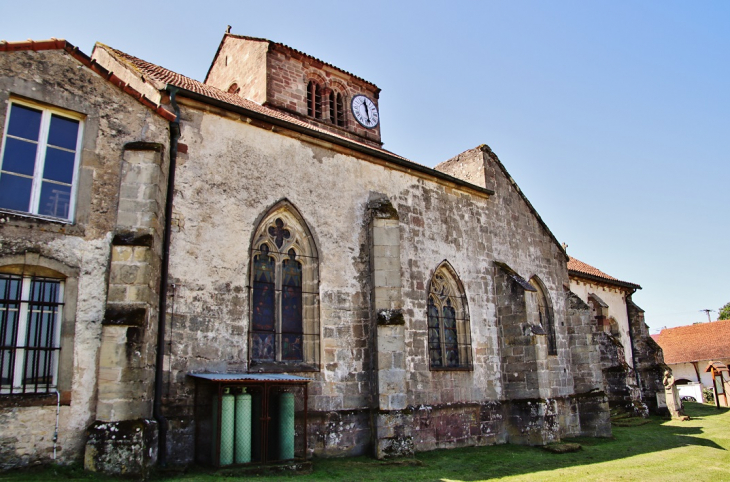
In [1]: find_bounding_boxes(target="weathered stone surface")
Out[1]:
[84,419,158,477]
[0,47,169,470]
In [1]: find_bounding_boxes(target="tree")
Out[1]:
[720,302,730,320]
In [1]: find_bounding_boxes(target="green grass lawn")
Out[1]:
[2,403,729,482]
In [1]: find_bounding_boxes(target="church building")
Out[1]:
[0,32,661,475]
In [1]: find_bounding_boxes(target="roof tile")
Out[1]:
[654,320,730,364]
[97,44,409,163]
[568,256,640,289]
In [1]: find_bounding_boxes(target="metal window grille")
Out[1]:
[248,245,320,368]
[0,274,63,394]
[427,268,473,371]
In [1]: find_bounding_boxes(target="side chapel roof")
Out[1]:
[568,256,641,290]
[654,319,730,364]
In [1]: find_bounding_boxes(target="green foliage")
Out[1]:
[719,302,730,320]
[704,387,715,403]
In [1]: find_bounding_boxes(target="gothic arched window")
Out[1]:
[529,277,557,355]
[427,262,472,370]
[249,202,319,369]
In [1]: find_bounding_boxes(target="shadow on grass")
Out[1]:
[302,402,729,482]
[2,404,728,482]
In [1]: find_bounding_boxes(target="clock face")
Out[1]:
[351,94,379,129]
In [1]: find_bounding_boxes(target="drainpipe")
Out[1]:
[154,86,180,466]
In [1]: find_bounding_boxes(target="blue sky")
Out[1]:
[2,0,727,331]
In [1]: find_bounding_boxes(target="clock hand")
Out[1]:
[363,101,371,122]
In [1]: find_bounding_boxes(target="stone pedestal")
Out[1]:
[84,419,158,477]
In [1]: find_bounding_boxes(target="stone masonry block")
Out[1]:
[374,269,401,289]
[373,245,399,258]
[373,226,400,247]
[111,246,134,262]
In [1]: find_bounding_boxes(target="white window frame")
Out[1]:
[0,275,64,394]
[0,97,84,222]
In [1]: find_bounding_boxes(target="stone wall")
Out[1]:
[156,107,608,463]
[570,279,635,367]
[0,48,169,469]
[204,36,269,104]
[628,298,665,413]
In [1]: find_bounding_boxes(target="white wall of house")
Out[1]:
[569,280,633,367]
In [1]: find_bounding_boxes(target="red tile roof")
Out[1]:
[96,43,410,161]
[0,39,175,121]
[94,44,495,198]
[655,320,730,364]
[567,256,641,290]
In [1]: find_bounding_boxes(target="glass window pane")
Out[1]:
[0,174,32,212]
[47,115,79,150]
[43,147,75,184]
[7,104,42,141]
[1,137,38,175]
[38,182,71,218]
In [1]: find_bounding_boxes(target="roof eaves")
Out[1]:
[212,33,378,90]
[1,39,175,122]
[568,270,641,290]
[168,84,493,197]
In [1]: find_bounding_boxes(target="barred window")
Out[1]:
[0,99,84,221]
[1,275,63,394]
[249,202,319,370]
[427,262,472,370]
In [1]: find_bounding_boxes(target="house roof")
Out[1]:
[0,39,175,121]
[654,319,730,364]
[568,256,641,290]
[204,33,378,90]
[94,43,495,198]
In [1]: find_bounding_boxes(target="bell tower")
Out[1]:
[205,33,382,147]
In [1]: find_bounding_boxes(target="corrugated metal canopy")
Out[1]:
[188,373,311,382]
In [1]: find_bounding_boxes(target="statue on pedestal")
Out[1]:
[663,369,686,418]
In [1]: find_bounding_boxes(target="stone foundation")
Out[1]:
[84,419,158,477]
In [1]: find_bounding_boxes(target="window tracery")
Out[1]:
[249,203,319,369]
[427,262,472,370]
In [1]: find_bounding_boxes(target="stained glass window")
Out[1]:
[251,244,276,361]
[249,206,319,368]
[427,263,472,370]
